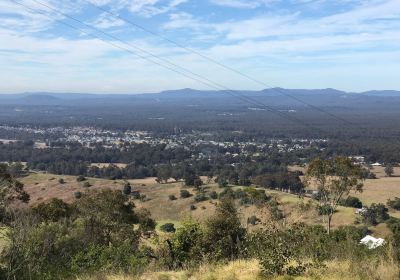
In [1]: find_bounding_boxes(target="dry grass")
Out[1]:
[19,171,399,236]
[290,165,400,206]
[352,176,400,205]
[76,258,400,280]
[19,173,125,205]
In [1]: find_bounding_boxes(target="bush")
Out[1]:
[203,198,245,260]
[217,178,228,188]
[180,190,192,198]
[122,183,132,195]
[339,196,363,208]
[83,182,91,188]
[136,209,156,232]
[209,191,218,199]
[249,226,309,276]
[58,178,65,184]
[169,194,177,201]
[160,223,176,233]
[32,198,72,222]
[193,178,203,189]
[247,215,260,225]
[269,200,284,220]
[361,203,390,225]
[190,205,196,211]
[74,191,82,199]
[194,193,208,203]
[2,190,147,280]
[219,188,234,199]
[131,191,141,199]
[76,175,86,182]
[168,220,203,267]
[388,197,400,211]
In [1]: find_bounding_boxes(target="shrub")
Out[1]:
[361,203,390,225]
[168,220,203,267]
[190,205,196,211]
[160,223,176,233]
[217,178,228,188]
[269,200,284,220]
[136,209,156,232]
[184,175,202,187]
[76,175,86,182]
[58,178,65,184]
[122,183,132,195]
[339,196,363,208]
[169,194,177,201]
[194,193,208,203]
[209,191,218,199]
[32,198,72,222]
[74,191,82,199]
[2,190,146,280]
[193,178,203,189]
[219,187,234,199]
[83,182,91,188]
[131,191,141,199]
[247,215,260,225]
[203,198,245,260]
[180,190,192,198]
[388,197,400,211]
[249,225,309,276]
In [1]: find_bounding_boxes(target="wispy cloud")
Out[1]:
[0,0,399,93]
[127,0,188,17]
[209,0,278,9]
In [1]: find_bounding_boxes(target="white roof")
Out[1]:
[360,235,385,249]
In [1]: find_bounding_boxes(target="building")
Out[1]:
[360,235,385,249]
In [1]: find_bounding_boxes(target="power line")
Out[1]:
[10,0,355,141]
[82,0,359,128]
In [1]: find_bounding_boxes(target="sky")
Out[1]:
[0,0,399,94]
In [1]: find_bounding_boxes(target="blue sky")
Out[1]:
[0,0,399,93]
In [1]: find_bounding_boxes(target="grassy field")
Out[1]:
[290,165,400,206]
[17,169,400,237]
[77,258,399,280]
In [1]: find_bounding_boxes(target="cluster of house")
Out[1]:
[0,125,328,159]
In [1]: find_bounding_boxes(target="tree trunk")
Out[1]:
[327,214,332,234]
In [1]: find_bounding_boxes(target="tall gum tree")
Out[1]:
[305,157,364,234]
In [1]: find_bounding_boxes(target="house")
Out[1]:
[371,162,382,167]
[360,235,385,249]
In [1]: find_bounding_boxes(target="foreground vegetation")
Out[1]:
[1,158,400,280]
[77,259,400,280]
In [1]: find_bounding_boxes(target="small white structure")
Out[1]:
[355,207,367,215]
[360,235,385,249]
[371,162,382,167]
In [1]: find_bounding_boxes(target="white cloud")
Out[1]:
[209,0,278,8]
[128,0,188,17]
[89,12,125,28]
[0,0,62,33]
[0,0,399,93]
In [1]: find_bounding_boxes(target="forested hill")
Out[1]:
[1,88,400,140]
[0,88,400,109]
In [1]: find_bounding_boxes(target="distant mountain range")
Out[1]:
[0,88,400,108]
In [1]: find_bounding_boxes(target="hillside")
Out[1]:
[18,165,400,238]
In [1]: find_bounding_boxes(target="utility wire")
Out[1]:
[10,0,355,141]
[82,0,359,128]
